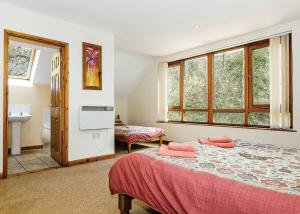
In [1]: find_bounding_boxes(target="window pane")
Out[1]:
[184,57,208,109]
[214,48,244,109]
[167,111,181,121]
[252,47,270,105]
[213,112,245,124]
[249,112,270,126]
[9,45,35,80]
[183,111,208,122]
[167,65,180,107]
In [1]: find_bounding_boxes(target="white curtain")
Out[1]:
[158,62,168,122]
[270,34,290,129]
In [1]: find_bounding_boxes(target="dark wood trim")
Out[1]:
[3,30,69,178]
[179,60,184,122]
[247,107,270,113]
[168,61,181,67]
[208,53,213,124]
[156,121,297,132]
[289,33,293,129]
[248,40,270,110]
[244,46,249,126]
[82,42,102,90]
[212,109,245,113]
[8,145,43,154]
[61,44,69,167]
[3,30,9,179]
[182,109,208,112]
[68,154,116,166]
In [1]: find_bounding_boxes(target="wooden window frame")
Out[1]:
[167,61,182,112]
[248,40,270,111]
[166,37,293,129]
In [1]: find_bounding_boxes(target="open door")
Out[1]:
[51,51,62,164]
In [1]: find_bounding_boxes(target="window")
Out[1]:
[8,45,36,80]
[166,38,292,128]
[183,56,208,123]
[167,63,181,121]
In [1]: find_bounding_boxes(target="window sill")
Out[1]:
[156,121,297,132]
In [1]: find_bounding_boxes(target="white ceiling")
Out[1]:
[1,0,300,56]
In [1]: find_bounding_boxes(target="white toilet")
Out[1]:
[41,107,51,154]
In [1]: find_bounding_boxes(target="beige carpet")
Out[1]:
[0,144,160,214]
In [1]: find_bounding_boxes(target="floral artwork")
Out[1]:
[83,42,102,90]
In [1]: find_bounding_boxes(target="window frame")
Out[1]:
[167,61,182,122]
[248,39,270,111]
[166,37,293,129]
[182,54,209,124]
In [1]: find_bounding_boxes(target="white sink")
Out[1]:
[8,113,32,155]
[9,114,32,123]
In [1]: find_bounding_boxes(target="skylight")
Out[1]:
[8,45,36,80]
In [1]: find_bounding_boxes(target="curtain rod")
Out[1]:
[163,30,292,63]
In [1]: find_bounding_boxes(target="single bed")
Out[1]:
[114,125,164,153]
[109,140,300,214]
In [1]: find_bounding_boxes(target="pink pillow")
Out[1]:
[208,136,232,143]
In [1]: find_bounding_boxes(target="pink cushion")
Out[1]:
[168,142,196,152]
[158,145,196,158]
[201,139,235,148]
[208,136,232,143]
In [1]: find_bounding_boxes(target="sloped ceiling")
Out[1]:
[1,0,300,56]
[115,49,156,99]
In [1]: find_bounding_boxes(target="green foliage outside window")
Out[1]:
[167,65,180,107]
[166,42,272,127]
[252,47,270,105]
[214,48,244,109]
[184,57,208,109]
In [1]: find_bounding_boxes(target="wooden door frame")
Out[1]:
[2,30,69,178]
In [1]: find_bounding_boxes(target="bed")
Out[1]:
[114,125,164,153]
[109,140,300,214]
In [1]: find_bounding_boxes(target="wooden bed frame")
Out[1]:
[115,135,163,153]
[119,194,133,214]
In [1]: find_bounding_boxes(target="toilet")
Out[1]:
[41,107,51,153]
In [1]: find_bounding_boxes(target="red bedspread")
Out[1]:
[109,142,300,214]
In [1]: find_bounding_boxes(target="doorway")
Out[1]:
[3,30,69,178]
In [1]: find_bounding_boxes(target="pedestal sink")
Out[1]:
[9,113,32,155]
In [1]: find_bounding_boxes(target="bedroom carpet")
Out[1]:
[0,144,160,214]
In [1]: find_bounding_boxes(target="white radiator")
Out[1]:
[79,106,114,130]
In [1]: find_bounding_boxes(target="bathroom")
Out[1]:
[8,37,60,175]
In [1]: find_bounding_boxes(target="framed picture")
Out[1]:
[82,42,102,90]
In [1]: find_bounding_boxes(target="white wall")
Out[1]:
[33,48,56,85]
[115,99,128,124]
[0,2,115,172]
[128,21,300,148]
[114,49,155,125]
[115,49,156,99]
